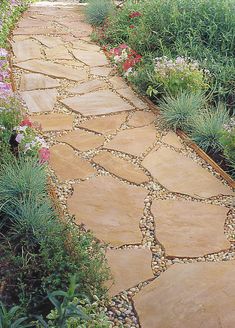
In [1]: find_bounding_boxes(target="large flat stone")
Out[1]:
[61,90,133,116]
[18,18,53,28]
[20,89,57,113]
[109,76,128,90]
[90,66,112,77]
[162,131,182,148]
[106,249,153,297]
[78,113,128,135]
[67,80,107,94]
[72,40,100,52]
[128,111,155,128]
[72,49,108,67]
[151,200,230,257]
[142,147,234,197]
[49,144,95,181]
[13,27,58,35]
[15,60,88,82]
[117,88,148,109]
[55,60,83,67]
[105,125,156,156]
[20,73,60,91]
[12,39,42,62]
[45,45,72,60]
[93,151,149,184]
[30,113,74,131]
[133,261,235,328]
[67,176,147,246]
[57,130,104,151]
[33,35,64,48]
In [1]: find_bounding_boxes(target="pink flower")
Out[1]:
[39,147,50,164]
[20,117,33,127]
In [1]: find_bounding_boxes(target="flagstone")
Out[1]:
[33,35,64,48]
[93,151,149,184]
[72,49,108,67]
[162,131,182,148]
[90,66,113,77]
[109,76,128,90]
[67,80,107,94]
[60,34,77,43]
[117,88,148,109]
[106,249,153,297]
[128,111,156,128]
[55,60,84,67]
[78,113,128,134]
[133,261,235,328]
[13,27,58,35]
[12,39,42,62]
[45,45,72,60]
[57,130,105,151]
[20,73,60,91]
[67,176,147,246]
[151,199,230,257]
[50,144,95,181]
[30,113,74,131]
[15,60,88,82]
[18,18,53,28]
[105,125,156,156]
[71,30,92,39]
[72,40,100,52]
[142,147,234,197]
[61,90,134,116]
[20,89,57,113]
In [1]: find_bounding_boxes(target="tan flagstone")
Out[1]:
[67,176,147,246]
[151,199,230,257]
[67,80,107,94]
[12,39,42,62]
[105,125,156,156]
[93,151,149,184]
[49,144,95,181]
[15,60,88,82]
[55,60,84,67]
[133,261,235,328]
[109,76,128,90]
[57,130,104,151]
[45,45,72,60]
[20,89,57,113]
[20,73,60,91]
[106,249,153,297]
[117,87,148,109]
[128,111,156,128]
[142,147,234,197]
[17,18,53,28]
[13,27,59,35]
[72,49,108,67]
[72,40,100,52]
[61,90,134,116]
[162,131,182,148]
[30,113,74,131]
[33,35,64,48]
[78,113,128,134]
[90,66,113,77]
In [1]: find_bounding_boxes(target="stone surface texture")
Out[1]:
[117,87,148,109]
[30,113,74,131]
[162,131,182,148]
[128,111,156,128]
[57,130,104,151]
[20,73,60,91]
[20,89,57,113]
[72,49,108,66]
[12,39,42,62]
[67,80,107,94]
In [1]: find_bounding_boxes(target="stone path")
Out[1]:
[12,2,235,327]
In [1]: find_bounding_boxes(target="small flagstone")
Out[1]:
[12,39,42,62]
[55,59,83,67]
[45,45,72,60]
[72,40,100,52]
[67,80,107,94]
[20,73,60,91]
[90,66,113,77]
[127,111,156,128]
[109,76,128,90]
[117,87,148,109]
[33,35,64,48]
[162,131,182,148]
[17,18,53,28]
[106,249,153,297]
[72,49,108,67]
[50,144,95,181]
[30,113,74,131]
[13,27,58,35]
[20,89,57,113]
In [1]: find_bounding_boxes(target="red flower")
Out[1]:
[39,147,50,164]
[20,117,32,127]
[129,25,135,29]
[122,59,135,71]
[129,11,141,18]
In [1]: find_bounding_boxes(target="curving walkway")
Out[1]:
[12,2,235,327]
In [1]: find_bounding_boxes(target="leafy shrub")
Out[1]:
[190,103,229,152]
[0,302,28,328]
[158,92,205,131]
[85,0,114,26]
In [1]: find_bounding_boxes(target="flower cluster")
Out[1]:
[0,48,12,97]
[128,11,141,29]
[110,44,142,76]
[14,117,50,163]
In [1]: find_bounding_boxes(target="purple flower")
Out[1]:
[0,48,8,58]
[15,133,24,143]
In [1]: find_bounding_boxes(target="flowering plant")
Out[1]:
[110,44,142,77]
[0,48,12,97]
[147,56,209,98]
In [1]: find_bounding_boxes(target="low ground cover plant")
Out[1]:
[85,0,114,26]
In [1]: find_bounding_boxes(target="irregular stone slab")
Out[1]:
[13,27,58,35]
[117,88,148,109]
[30,113,74,131]
[79,113,127,135]
[128,111,155,128]
[20,89,57,113]
[109,76,128,90]
[61,90,133,116]
[57,130,104,151]
[18,19,53,28]
[133,261,235,328]
[90,66,112,77]
[106,249,153,296]
[12,39,41,62]
[105,125,156,156]
[93,151,149,184]
[67,80,107,94]
[55,59,83,67]
[50,144,95,181]
[45,45,72,60]
[33,35,64,48]
[60,34,77,43]
[72,40,100,52]
[72,49,108,67]
[142,147,234,197]
[67,176,147,246]
[162,131,182,148]
[20,73,60,91]
[151,200,230,257]
[15,60,88,82]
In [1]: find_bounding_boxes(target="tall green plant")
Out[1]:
[85,0,114,26]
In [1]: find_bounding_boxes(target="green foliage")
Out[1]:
[0,302,29,328]
[85,0,114,26]
[158,92,205,131]
[190,104,229,152]
[219,128,235,176]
